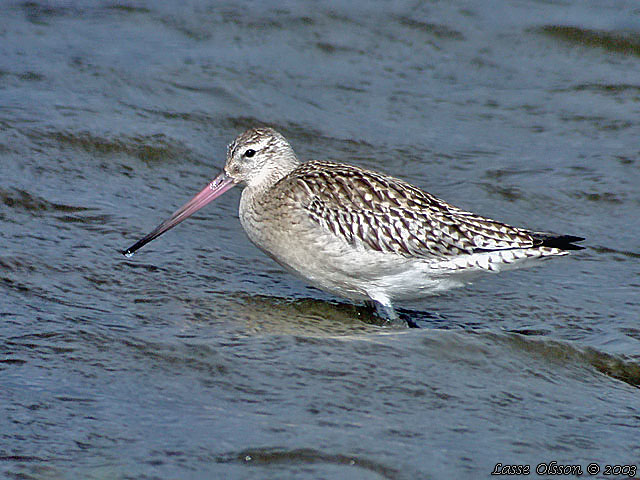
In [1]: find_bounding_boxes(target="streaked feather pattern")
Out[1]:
[279,160,541,258]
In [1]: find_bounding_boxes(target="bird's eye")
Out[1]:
[243,149,256,158]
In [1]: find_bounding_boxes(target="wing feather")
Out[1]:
[278,161,543,258]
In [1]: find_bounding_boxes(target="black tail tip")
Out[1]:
[537,234,585,251]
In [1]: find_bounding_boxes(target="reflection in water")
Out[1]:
[186,292,389,335]
[181,291,457,335]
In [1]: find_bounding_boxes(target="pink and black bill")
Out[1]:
[121,172,236,257]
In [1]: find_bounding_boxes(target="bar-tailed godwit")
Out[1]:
[122,127,583,325]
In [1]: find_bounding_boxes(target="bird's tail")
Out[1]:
[533,233,585,251]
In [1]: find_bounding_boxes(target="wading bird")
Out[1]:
[122,127,583,326]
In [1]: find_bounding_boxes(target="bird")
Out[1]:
[122,127,583,326]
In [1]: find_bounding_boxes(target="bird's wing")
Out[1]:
[281,161,539,258]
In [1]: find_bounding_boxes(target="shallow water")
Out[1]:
[1,1,639,478]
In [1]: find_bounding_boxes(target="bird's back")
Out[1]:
[268,160,578,259]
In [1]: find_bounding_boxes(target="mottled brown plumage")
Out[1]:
[284,160,537,258]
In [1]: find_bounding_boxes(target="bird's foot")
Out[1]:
[363,300,414,328]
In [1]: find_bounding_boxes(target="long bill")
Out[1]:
[121,171,236,257]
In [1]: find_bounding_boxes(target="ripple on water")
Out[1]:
[216,447,406,480]
[537,25,640,56]
[23,129,193,165]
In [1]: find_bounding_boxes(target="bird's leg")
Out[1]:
[364,299,407,328]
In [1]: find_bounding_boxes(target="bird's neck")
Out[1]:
[245,154,300,195]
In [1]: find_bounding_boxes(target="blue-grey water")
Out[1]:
[2,1,639,479]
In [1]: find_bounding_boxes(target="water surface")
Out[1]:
[1,1,639,478]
